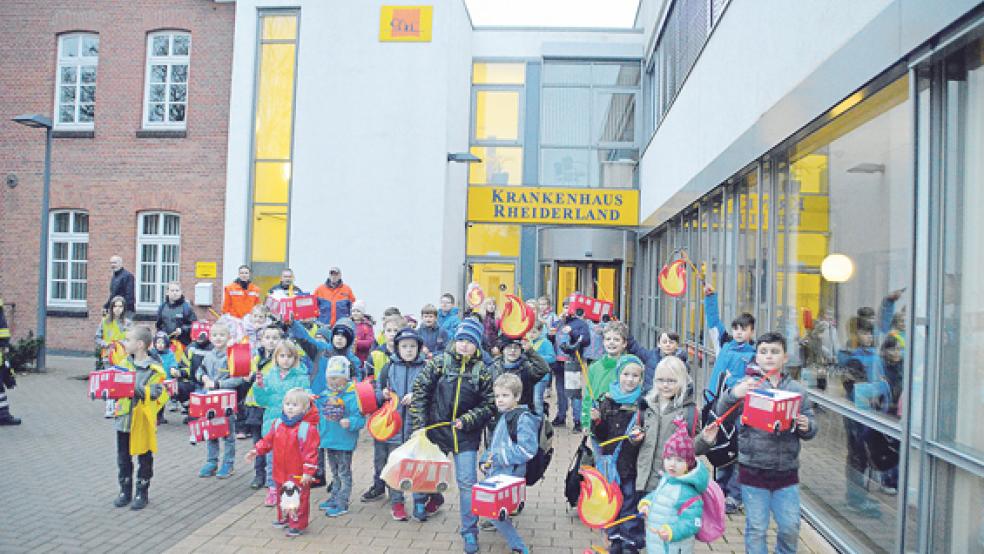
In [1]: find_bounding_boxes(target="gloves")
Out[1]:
[149,383,164,400]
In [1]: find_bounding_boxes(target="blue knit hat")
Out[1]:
[454,317,484,348]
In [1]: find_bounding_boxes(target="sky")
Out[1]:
[464,0,640,28]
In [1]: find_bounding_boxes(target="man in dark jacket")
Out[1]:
[104,255,136,315]
[156,282,197,345]
[267,268,305,298]
[410,317,494,554]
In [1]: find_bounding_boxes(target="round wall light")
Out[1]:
[821,253,854,283]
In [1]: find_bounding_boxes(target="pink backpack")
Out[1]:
[677,478,726,543]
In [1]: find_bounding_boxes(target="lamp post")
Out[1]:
[447,152,483,304]
[13,114,53,371]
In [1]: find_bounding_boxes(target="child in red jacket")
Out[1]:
[246,388,320,537]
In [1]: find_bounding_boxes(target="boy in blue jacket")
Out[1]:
[290,317,362,395]
[479,373,539,554]
[316,356,365,517]
[702,284,756,513]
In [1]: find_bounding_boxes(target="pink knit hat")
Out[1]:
[662,418,696,467]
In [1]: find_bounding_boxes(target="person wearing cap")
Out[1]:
[313,267,357,326]
[637,419,710,554]
[410,317,495,554]
[315,356,365,517]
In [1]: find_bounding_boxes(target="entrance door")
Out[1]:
[469,262,515,309]
[551,262,621,316]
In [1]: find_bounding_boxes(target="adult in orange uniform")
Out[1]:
[223,265,262,319]
[313,267,356,326]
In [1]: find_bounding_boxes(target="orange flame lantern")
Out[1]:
[170,339,186,364]
[106,340,127,366]
[658,258,688,297]
[368,391,402,442]
[466,282,485,309]
[577,466,623,529]
[499,294,535,339]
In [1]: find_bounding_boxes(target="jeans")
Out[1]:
[326,449,354,510]
[265,453,273,487]
[491,517,526,551]
[117,431,153,481]
[607,479,642,549]
[716,463,742,502]
[206,418,235,466]
[251,427,266,478]
[742,484,801,554]
[551,363,568,419]
[533,373,551,416]
[372,441,391,490]
[454,450,479,538]
[566,386,582,426]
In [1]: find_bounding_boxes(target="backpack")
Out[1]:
[565,435,594,508]
[507,412,554,487]
[677,478,726,543]
[701,381,739,468]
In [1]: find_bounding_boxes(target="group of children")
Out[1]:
[103,284,821,554]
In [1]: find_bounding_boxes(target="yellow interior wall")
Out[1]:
[466,224,521,257]
[597,268,616,303]
[473,62,525,85]
[557,266,578,312]
[255,43,296,160]
[469,146,523,185]
[254,162,290,203]
[252,206,288,263]
[474,91,519,142]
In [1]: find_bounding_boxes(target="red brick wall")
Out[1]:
[0,0,234,353]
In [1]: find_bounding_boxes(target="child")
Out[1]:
[244,304,273,348]
[316,356,365,517]
[290,317,361,394]
[195,322,243,479]
[156,281,197,346]
[480,297,499,352]
[713,332,817,553]
[150,331,178,425]
[582,321,633,432]
[243,325,281,489]
[551,308,573,427]
[246,388,320,538]
[590,359,646,553]
[437,292,461,338]
[173,326,213,422]
[479,373,539,554]
[628,330,689,394]
[253,339,311,506]
[557,308,592,432]
[367,314,406,382]
[583,319,607,365]
[702,284,756,513]
[490,334,550,415]
[410,317,495,554]
[637,420,710,554]
[417,304,449,358]
[112,325,168,510]
[527,322,557,416]
[351,300,375,363]
[637,356,705,493]
[371,328,434,521]
[96,296,132,417]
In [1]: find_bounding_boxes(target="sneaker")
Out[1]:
[235,432,248,440]
[216,463,235,479]
[272,520,287,528]
[198,462,218,478]
[724,497,742,514]
[264,487,278,507]
[550,417,565,427]
[391,503,409,521]
[511,549,529,554]
[360,484,386,502]
[285,527,302,538]
[250,474,265,490]
[412,502,427,522]
[424,493,445,515]
[479,519,496,532]
[572,423,582,434]
[0,415,22,426]
[318,499,335,511]
[463,533,480,554]
[325,505,349,517]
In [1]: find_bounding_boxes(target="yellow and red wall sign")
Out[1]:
[379,6,433,42]
[467,186,639,227]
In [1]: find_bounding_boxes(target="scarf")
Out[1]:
[281,413,305,427]
[608,379,641,406]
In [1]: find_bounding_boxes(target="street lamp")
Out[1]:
[13,113,53,371]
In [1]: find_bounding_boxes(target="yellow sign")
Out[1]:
[379,6,433,42]
[467,186,639,227]
[195,262,217,279]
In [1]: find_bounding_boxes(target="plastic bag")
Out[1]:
[381,429,452,493]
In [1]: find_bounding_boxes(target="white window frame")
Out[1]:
[53,33,99,130]
[141,31,191,129]
[48,210,89,308]
[135,211,181,312]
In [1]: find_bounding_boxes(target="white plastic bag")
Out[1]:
[381,429,453,493]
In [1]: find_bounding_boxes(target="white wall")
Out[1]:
[471,28,642,58]
[638,0,894,224]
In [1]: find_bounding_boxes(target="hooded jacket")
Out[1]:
[354,318,375,362]
[316,381,365,451]
[703,292,756,402]
[113,355,168,454]
[313,279,356,326]
[409,349,495,454]
[481,406,539,478]
[489,349,551,415]
[374,350,427,445]
[156,295,197,345]
[252,364,311,435]
[254,415,321,485]
[638,460,709,549]
[582,354,642,429]
[437,306,461,338]
[290,318,362,394]
[223,279,261,319]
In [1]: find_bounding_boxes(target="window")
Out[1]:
[54,33,98,129]
[48,210,89,307]
[469,61,525,186]
[136,212,180,311]
[142,31,191,128]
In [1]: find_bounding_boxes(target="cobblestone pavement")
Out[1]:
[1,358,836,553]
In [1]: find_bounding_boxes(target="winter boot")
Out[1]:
[113,478,133,508]
[131,479,150,510]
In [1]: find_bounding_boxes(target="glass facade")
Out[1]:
[635,26,984,553]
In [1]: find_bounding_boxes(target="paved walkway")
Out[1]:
[1,358,837,553]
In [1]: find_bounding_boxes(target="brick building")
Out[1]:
[0,0,234,353]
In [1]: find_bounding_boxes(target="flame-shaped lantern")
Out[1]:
[107,341,127,366]
[368,391,402,442]
[170,339,186,364]
[466,282,485,309]
[658,259,688,297]
[577,466,623,529]
[499,294,535,339]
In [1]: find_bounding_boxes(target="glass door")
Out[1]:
[469,262,515,310]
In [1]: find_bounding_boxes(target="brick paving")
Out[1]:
[1,358,837,553]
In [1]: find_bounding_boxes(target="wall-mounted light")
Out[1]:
[447,152,482,163]
[821,253,854,283]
